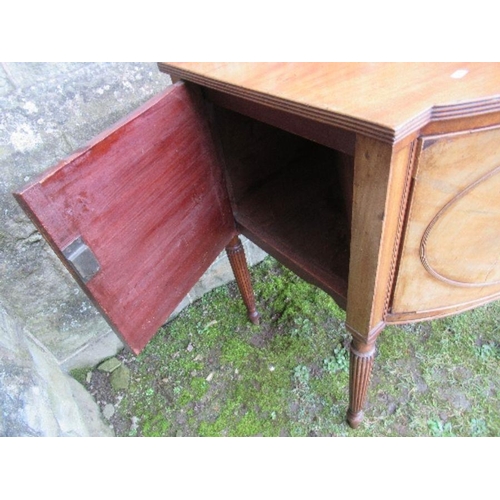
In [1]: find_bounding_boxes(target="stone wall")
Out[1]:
[0,62,266,436]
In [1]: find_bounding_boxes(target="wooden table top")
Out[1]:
[159,62,500,143]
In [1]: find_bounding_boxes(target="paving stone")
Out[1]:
[97,357,121,373]
[103,404,115,420]
[111,365,131,391]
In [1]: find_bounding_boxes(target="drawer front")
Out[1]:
[15,82,234,354]
[391,125,500,321]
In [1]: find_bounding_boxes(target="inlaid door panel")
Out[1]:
[391,125,500,321]
[14,82,235,353]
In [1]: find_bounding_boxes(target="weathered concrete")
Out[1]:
[0,303,113,436]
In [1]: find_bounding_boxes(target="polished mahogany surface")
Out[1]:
[159,62,500,143]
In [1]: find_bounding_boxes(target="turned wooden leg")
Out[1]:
[226,235,260,325]
[347,338,376,429]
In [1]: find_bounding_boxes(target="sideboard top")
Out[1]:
[159,62,500,143]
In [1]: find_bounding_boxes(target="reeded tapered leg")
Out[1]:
[226,235,260,325]
[346,339,376,429]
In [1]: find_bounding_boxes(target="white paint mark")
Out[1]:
[451,69,469,79]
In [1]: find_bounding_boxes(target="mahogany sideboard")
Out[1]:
[14,63,500,428]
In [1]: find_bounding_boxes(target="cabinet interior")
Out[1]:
[212,105,353,307]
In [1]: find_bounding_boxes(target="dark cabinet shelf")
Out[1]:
[212,105,352,307]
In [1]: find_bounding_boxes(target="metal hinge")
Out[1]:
[62,236,100,283]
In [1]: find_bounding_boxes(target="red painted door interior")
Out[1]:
[15,82,235,354]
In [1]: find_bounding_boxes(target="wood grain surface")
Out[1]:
[159,62,500,143]
[345,137,414,341]
[391,125,500,320]
[15,82,235,354]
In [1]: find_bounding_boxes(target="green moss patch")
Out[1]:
[74,257,500,437]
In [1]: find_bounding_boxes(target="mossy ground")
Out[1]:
[75,257,500,437]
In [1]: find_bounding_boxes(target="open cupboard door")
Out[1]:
[14,82,235,354]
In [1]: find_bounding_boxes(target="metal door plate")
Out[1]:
[62,236,100,283]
